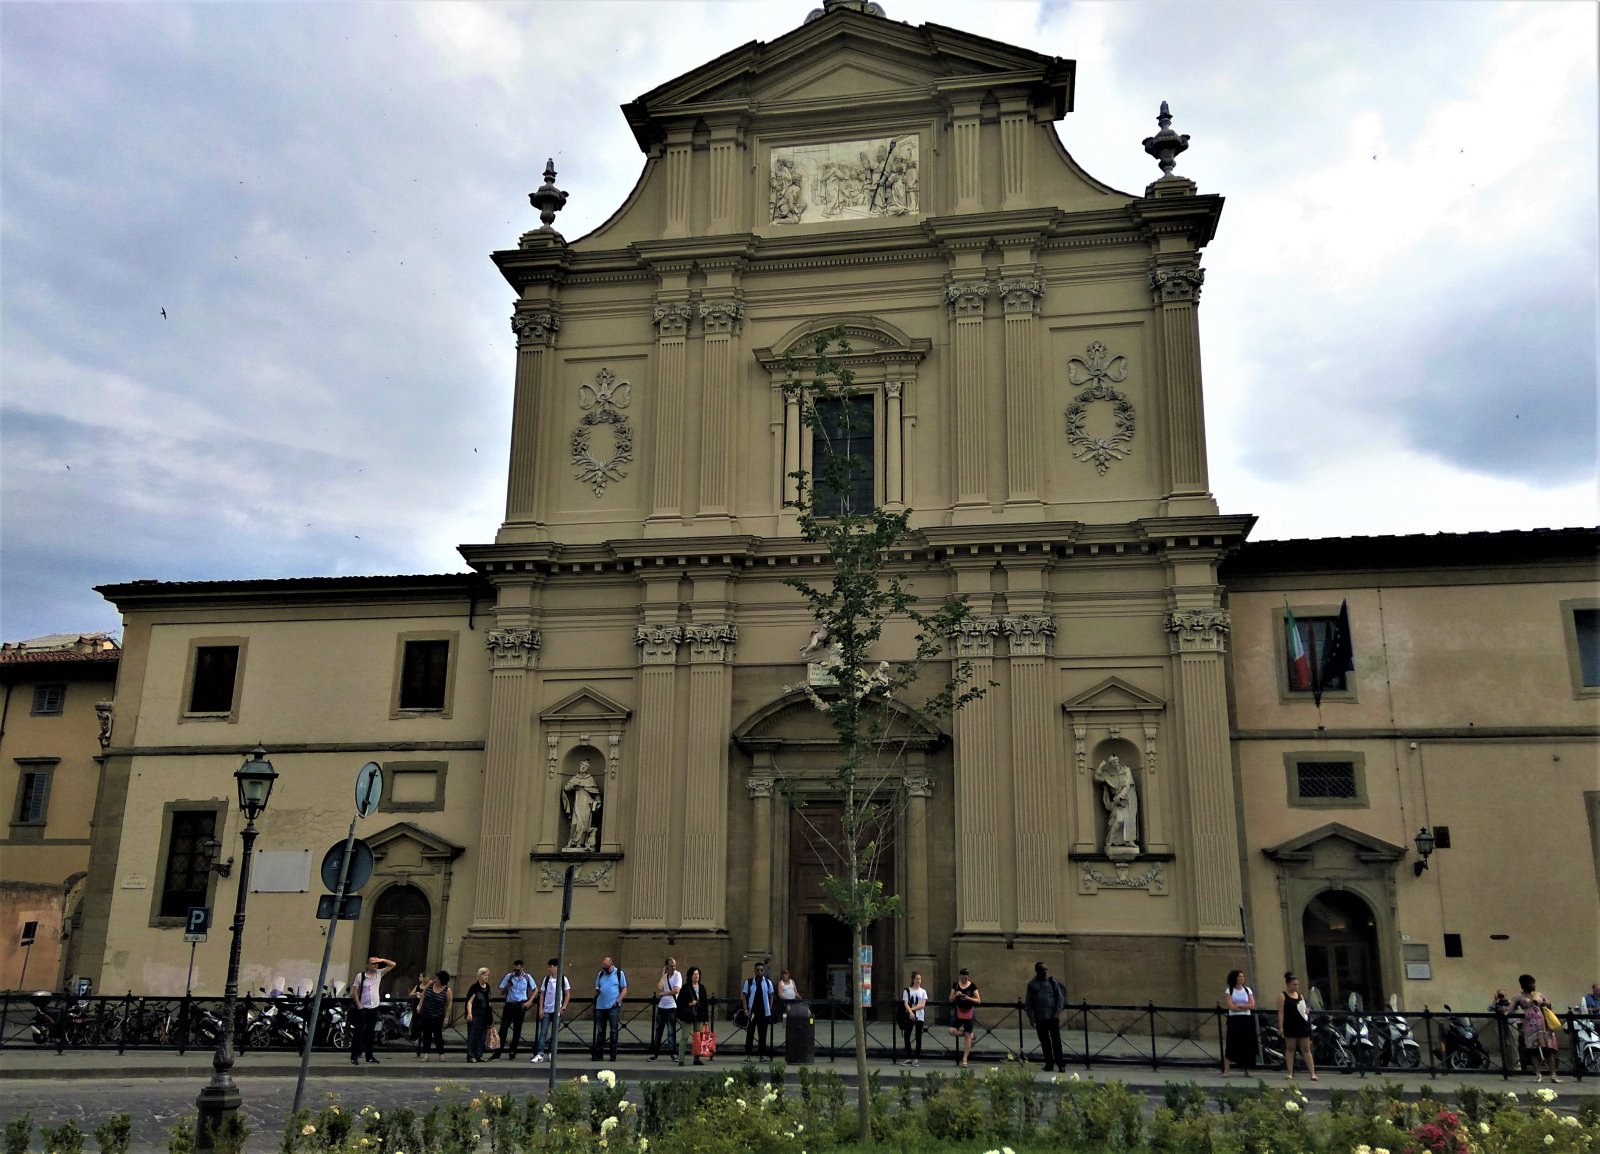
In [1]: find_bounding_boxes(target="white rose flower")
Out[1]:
[1284,1101,1300,1113]
[1543,1137,1554,1147]
[600,1116,618,1134]
[1535,1088,1557,1102]
[580,1074,590,1084]
[1480,1123,1491,1134]
[598,1069,617,1088]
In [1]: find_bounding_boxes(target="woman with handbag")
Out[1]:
[949,968,980,1068]
[1511,973,1562,1082]
[464,968,495,1063]
[678,966,712,1065]
[414,970,452,1061]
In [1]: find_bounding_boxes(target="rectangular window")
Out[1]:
[812,395,875,516]
[1284,751,1368,808]
[1284,616,1348,692]
[158,808,218,919]
[31,684,65,715]
[1443,933,1463,958]
[15,768,52,824]
[398,640,451,711]
[1574,607,1600,687]
[188,645,240,714]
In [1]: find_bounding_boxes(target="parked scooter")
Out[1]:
[1571,1008,1600,1076]
[1338,993,1376,1069]
[1370,995,1422,1069]
[1436,1004,1492,1070]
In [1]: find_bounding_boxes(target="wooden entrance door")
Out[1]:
[1302,890,1381,1009]
[787,803,895,1019]
[369,884,430,998]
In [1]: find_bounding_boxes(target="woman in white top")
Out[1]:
[1222,968,1257,1075]
[900,972,928,1067]
[777,969,799,1002]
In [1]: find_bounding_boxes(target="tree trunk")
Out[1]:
[852,918,871,1142]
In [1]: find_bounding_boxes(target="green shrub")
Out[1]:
[165,1118,195,1154]
[1162,1080,1210,1120]
[1148,1105,1222,1154]
[91,1115,131,1154]
[653,1088,801,1154]
[204,1114,249,1154]
[4,1114,31,1154]
[39,1120,85,1154]
[923,1070,986,1141]
[1081,1079,1145,1151]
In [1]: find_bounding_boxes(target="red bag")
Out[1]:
[692,1027,717,1058]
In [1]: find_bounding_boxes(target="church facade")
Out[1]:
[83,3,1597,1015]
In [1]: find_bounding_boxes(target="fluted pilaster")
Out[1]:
[697,300,742,517]
[506,309,558,522]
[999,278,1044,502]
[947,281,990,507]
[650,301,692,519]
[1004,615,1057,931]
[951,617,1001,932]
[630,624,682,927]
[1151,263,1209,496]
[474,628,541,923]
[680,623,737,926]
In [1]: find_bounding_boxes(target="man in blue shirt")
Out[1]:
[498,959,533,1059]
[742,961,777,1059]
[591,955,628,1061]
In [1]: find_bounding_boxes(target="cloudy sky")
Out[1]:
[2,0,1595,642]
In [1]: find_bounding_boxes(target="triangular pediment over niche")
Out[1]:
[539,687,632,724]
[1062,676,1165,713]
[366,821,465,863]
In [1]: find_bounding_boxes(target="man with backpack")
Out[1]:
[591,956,628,1062]
[1024,961,1067,1072]
[741,961,777,1059]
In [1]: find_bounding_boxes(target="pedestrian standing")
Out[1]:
[498,960,533,1059]
[1222,969,1256,1076]
[1024,962,1067,1072]
[530,958,570,1064]
[950,968,981,1068]
[464,968,495,1063]
[349,955,394,1065]
[1511,973,1562,1083]
[1277,972,1316,1081]
[899,972,927,1066]
[679,966,711,1065]
[650,957,684,1063]
[591,956,628,1062]
[742,962,777,1059]
[415,970,451,1061]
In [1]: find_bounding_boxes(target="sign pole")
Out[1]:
[185,941,199,1001]
[548,864,576,1090]
[293,813,357,1115]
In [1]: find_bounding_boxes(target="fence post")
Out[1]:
[1422,1006,1437,1080]
[1080,1000,1091,1070]
[1148,1002,1159,1070]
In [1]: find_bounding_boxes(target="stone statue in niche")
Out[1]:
[562,761,602,853]
[1094,755,1141,859]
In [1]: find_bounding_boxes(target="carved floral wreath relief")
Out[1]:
[1064,341,1137,474]
[571,368,633,496]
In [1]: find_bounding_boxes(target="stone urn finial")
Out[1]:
[1141,101,1191,178]
[529,158,569,230]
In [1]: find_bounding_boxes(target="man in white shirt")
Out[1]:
[649,957,684,1064]
[350,955,394,1064]
[530,957,571,1063]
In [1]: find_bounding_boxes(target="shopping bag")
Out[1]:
[692,1027,718,1058]
[487,1025,501,1052]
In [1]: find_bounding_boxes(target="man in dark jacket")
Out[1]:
[1024,962,1067,1072]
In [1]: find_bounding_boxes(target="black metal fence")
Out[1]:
[1,990,1593,1080]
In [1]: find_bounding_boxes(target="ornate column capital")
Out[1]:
[698,298,744,336]
[652,301,693,338]
[904,772,934,800]
[944,280,990,317]
[884,379,904,401]
[486,627,541,669]
[1164,608,1230,652]
[948,615,1001,658]
[1150,264,1205,303]
[998,277,1045,314]
[747,775,776,799]
[510,308,560,347]
[1002,614,1057,656]
[635,623,684,665]
[683,622,739,663]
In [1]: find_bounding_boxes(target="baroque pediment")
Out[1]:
[366,822,465,863]
[1262,822,1406,865]
[733,687,944,752]
[539,687,632,724]
[1062,676,1165,714]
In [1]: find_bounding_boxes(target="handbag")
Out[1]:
[692,1027,718,1058]
[487,1024,501,1051]
[1542,1004,1563,1033]
[733,1007,750,1029]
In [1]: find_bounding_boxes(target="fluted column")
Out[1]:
[649,301,692,521]
[782,390,801,508]
[506,309,559,523]
[951,111,982,212]
[1164,609,1241,935]
[903,762,934,963]
[697,300,742,518]
[999,102,1030,208]
[1150,263,1209,496]
[680,623,737,927]
[946,281,990,508]
[630,624,682,927]
[663,139,693,237]
[1003,614,1057,932]
[707,125,742,233]
[474,628,541,923]
[999,278,1044,503]
[950,616,1001,932]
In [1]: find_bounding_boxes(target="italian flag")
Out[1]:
[1286,606,1313,691]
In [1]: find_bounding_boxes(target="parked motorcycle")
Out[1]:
[374,998,411,1048]
[246,991,310,1049]
[1256,1007,1353,1072]
[1369,996,1421,1069]
[1437,1004,1492,1070]
[1337,993,1375,1069]
[1571,1008,1600,1076]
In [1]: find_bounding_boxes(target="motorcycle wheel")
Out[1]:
[330,1021,353,1050]
[246,1021,272,1050]
[1582,1046,1600,1075]
[1447,1047,1477,1071]
[1319,1036,1354,1071]
[1396,1040,1422,1069]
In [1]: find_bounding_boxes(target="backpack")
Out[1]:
[896,989,912,1027]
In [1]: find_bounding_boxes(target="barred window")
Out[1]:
[159,809,218,919]
[1295,761,1357,800]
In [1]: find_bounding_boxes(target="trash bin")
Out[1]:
[784,1001,815,1065]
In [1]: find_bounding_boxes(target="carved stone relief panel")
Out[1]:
[571,368,633,496]
[1063,341,1136,475]
[768,134,919,225]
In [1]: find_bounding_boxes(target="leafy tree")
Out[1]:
[779,328,987,1140]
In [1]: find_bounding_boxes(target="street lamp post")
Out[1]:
[195,745,278,1151]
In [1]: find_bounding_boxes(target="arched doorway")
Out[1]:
[368,884,430,998]
[1301,890,1381,1010]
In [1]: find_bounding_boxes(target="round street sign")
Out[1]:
[319,839,375,893]
[355,761,383,819]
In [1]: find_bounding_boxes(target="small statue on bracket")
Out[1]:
[1094,755,1141,859]
[562,760,602,853]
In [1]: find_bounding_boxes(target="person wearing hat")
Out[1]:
[949,968,981,1068]
[1024,962,1067,1072]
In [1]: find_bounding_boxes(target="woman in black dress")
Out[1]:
[1222,969,1256,1075]
[464,967,495,1062]
[1276,971,1316,1081]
